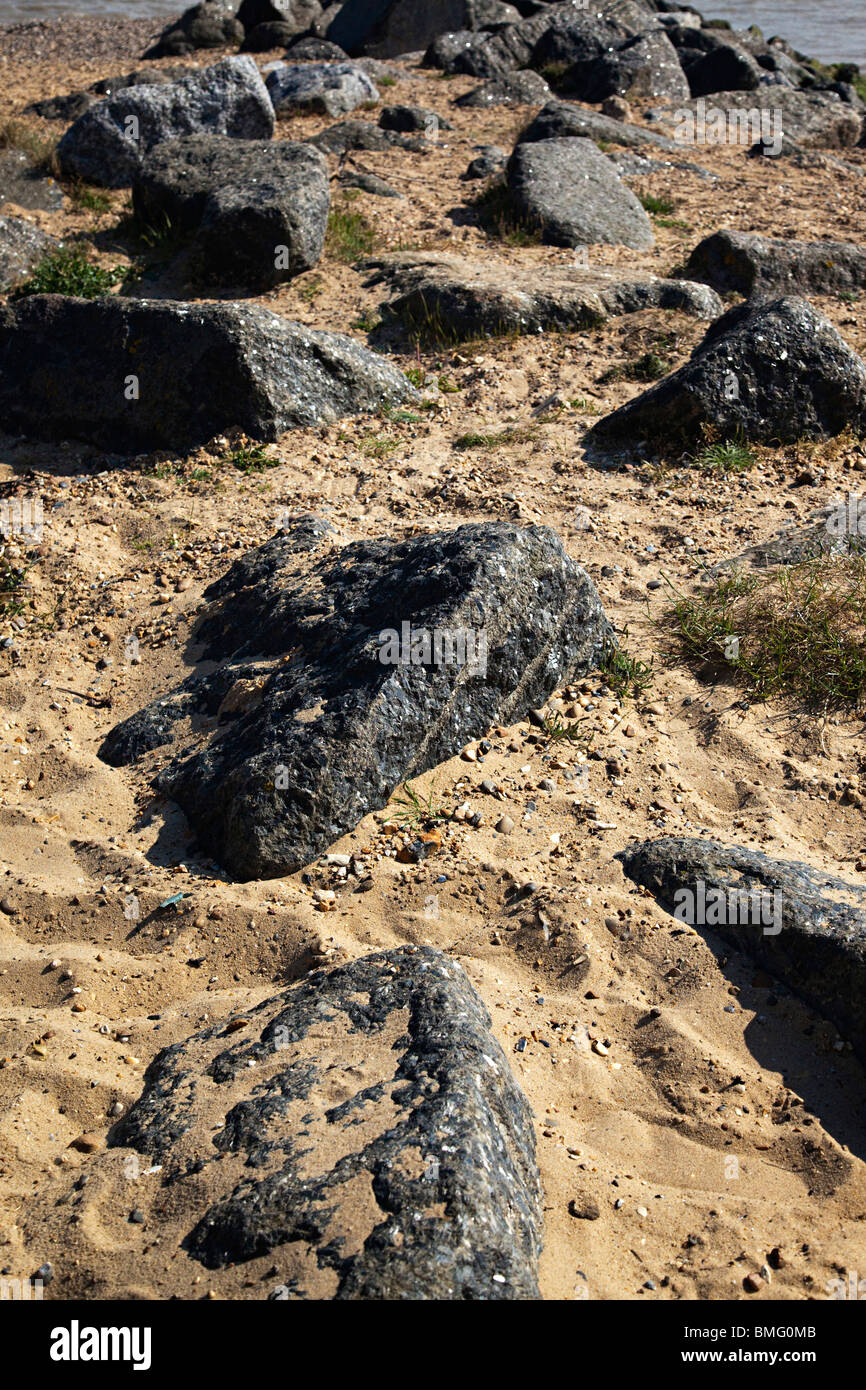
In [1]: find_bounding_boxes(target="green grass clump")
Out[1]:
[602,636,654,700]
[454,425,539,450]
[326,206,377,263]
[668,556,866,710]
[389,780,448,828]
[227,443,278,474]
[640,192,676,217]
[0,558,30,619]
[14,245,125,299]
[470,181,542,247]
[693,441,756,474]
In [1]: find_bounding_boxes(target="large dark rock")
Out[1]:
[328,0,521,59]
[432,10,555,79]
[586,296,866,456]
[685,228,866,299]
[454,69,551,107]
[529,0,652,69]
[0,217,58,293]
[535,13,689,105]
[0,297,415,453]
[0,151,64,211]
[28,67,191,120]
[144,1,244,59]
[236,0,322,36]
[378,104,450,133]
[104,945,543,1296]
[506,137,654,250]
[265,60,379,117]
[519,99,682,153]
[133,136,329,290]
[56,57,275,189]
[286,35,350,61]
[362,251,721,340]
[100,521,612,879]
[619,837,866,1064]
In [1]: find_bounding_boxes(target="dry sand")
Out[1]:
[1,18,866,1301]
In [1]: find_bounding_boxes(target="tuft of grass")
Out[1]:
[454,425,539,450]
[601,350,671,384]
[0,118,58,174]
[570,395,603,415]
[226,443,278,474]
[668,555,866,710]
[352,309,381,332]
[67,180,113,214]
[359,432,398,458]
[326,205,377,263]
[404,365,425,388]
[602,635,654,700]
[0,557,31,619]
[389,780,448,828]
[13,245,125,299]
[693,441,756,474]
[470,180,543,247]
[541,712,593,747]
[639,192,676,217]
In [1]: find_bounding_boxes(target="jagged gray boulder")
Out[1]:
[0,217,58,291]
[144,1,244,58]
[0,297,416,453]
[618,837,866,1064]
[378,104,449,133]
[506,137,654,250]
[586,296,866,456]
[100,945,543,1296]
[99,520,613,879]
[237,0,322,36]
[329,0,521,59]
[685,229,866,299]
[56,57,276,188]
[519,100,682,153]
[543,28,690,104]
[454,70,551,107]
[306,119,426,154]
[673,87,863,151]
[362,251,721,340]
[133,136,329,289]
[265,61,379,118]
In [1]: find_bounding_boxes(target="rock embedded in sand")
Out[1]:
[57,57,275,189]
[0,217,59,293]
[133,135,330,290]
[108,946,543,1297]
[265,61,378,119]
[0,297,416,453]
[100,520,612,879]
[618,836,866,1064]
[362,251,722,341]
[454,70,552,108]
[685,228,866,299]
[0,151,65,212]
[586,296,866,456]
[506,138,655,251]
[143,1,245,59]
[330,0,521,60]
[519,100,683,153]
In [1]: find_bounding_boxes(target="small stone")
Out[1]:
[636,1205,648,1218]
[495,815,515,835]
[35,1262,53,1284]
[129,1209,146,1224]
[0,897,16,915]
[568,1199,600,1220]
[744,1272,766,1293]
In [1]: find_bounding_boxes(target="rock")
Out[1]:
[100,521,612,878]
[461,145,508,179]
[57,57,276,189]
[306,119,426,154]
[240,20,305,51]
[454,70,552,108]
[362,251,721,340]
[496,815,516,834]
[586,296,866,456]
[266,60,378,118]
[506,138,654,250]
[0,150,65,211]
[27,66,191,120]
[26,90,94,121]
[529,1,651,70]
[378,104,447,133]
[329,0,521,59]
[133,136,329,290]
[519,100,682,153]
[674,88,863,151]
[338,168,402,197]
[97,946,543,1295]
[685,228,866,299]
[0,217,58,292]
[618,836,866,1064]
[144,2,244,59]
[601,95,631,121]
[286,36,349,61]
[433,11,553,79]
[237,0,322,36]
[553,29,690,105]
[0,297,416,454]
